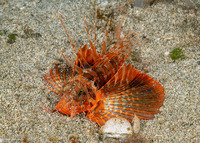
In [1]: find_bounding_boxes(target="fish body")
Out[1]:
[43,10,165,127]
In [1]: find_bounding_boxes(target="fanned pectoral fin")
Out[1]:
[87,100,113,127]
[44,65,73,95]
[90,64,165,126]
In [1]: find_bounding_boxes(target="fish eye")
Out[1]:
[78,90,82,96]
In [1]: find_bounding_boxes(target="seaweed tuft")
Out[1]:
[170,48,185,61]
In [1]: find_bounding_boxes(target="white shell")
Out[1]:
[133,115,140,134]
[101,118,133,139]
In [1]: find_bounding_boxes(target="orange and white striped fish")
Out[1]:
[43,9,165,127]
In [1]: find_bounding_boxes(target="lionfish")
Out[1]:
[43,9,165,127]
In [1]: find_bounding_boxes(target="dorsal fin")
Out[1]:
[82,12,98,61]
[58,11,76,50]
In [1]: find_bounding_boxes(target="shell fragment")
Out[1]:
[101,118,133,139]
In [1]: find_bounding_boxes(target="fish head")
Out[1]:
[55,80,92,117]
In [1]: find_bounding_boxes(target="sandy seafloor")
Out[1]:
[0,0,200,142]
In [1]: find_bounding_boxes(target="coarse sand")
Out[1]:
[0,0,199,142]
